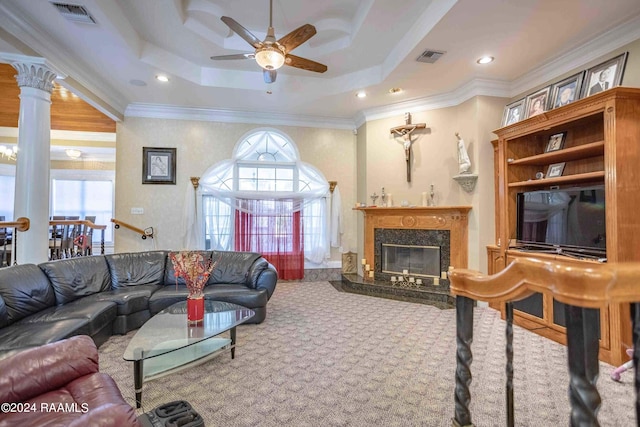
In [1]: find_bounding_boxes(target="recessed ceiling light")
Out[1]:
[477,56,494,64]
[389,87,403,94]
[266,90,272,95]
[155,74,169,82]
[130,79,147,87]
[356,91,367,98]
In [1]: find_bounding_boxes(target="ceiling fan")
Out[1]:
[211,0,327,84]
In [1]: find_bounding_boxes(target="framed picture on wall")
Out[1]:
[501,98,525,127]
[581,52,628,98]
[142,147,176,184]
[551,73,583,108]
[524,86,551,119]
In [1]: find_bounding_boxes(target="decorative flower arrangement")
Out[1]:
[169,251,218,299]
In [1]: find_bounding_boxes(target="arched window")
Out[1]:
[198,129,329,279]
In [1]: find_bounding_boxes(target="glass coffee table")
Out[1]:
[123,300,255,407]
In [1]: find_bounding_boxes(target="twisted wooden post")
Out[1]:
[505,302,514,427]
[453,296,474,427]
[565,305,601,426]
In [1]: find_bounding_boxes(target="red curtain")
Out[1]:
[234,201,304,280]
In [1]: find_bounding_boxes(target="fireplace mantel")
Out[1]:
[355,205,472,277]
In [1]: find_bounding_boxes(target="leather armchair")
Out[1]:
[0,335,140,427]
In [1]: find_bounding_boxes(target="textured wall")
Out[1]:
[114,118,356,265]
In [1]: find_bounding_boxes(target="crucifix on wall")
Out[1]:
[390,112,427,182]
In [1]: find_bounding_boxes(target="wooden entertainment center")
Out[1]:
[490,87,640,366]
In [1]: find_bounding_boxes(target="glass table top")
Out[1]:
[123,300,255,361]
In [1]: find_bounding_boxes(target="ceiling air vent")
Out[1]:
[416,49,445,64]
[50,2,96,24]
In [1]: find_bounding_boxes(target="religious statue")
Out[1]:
[390,112,427,182]
[455,132,471,174]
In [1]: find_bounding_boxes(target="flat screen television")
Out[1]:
[515,185,606,258]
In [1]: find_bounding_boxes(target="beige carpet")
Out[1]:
[98,281,636,426]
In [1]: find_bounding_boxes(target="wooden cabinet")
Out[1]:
[491,87,640,366]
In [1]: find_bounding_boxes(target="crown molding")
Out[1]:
[125,104,356,130]
[509,13,640,97]
[355,78,510,126]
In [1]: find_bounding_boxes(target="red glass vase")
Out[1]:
[187,296,205,324]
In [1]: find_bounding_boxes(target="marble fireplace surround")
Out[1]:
[356,206,472,286]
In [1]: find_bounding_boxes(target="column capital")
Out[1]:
[0,54,65,93]
[11,62,57,93]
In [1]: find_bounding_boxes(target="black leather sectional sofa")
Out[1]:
[0,250,277,359]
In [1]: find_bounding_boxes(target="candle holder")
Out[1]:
[370,192,379,206]
[390,272,420,288]
[380,187,387,207]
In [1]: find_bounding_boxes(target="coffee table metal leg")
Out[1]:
[134,359,143,408]
[230,326,236,359]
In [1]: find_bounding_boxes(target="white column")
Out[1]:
[10,61,58,265]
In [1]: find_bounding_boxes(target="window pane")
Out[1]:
[51,179,113,242]
[276,169,293,180]
[257,168,275,180]
[0,175,15,220]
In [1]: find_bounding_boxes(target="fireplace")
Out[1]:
[347,206,470,303]
[376,229,450,282]
[341,206,470,306]
[381,244,441,278]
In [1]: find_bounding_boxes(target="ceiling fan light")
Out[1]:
[255,46,285,70]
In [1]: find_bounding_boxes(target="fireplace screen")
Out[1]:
[381,244,440,277]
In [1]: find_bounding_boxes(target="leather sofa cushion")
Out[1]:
[39,256,111,305]
[209,251,262,285]
[148,287,191,315]
[0,336,140,427]
[1,373,140,427]
[0,319,89,355]
[16,299,116,336]
[204,284,268,308]
[148,284,267,315]
[0,335,98,403]
[106,251,168,288]
[0,295,8,329]
[82,284,157,315]
[0,264,56,325]
[164,250,262,286]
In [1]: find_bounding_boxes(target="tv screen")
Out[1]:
[516,185,606,257]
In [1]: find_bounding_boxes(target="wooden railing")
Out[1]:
[111,218,154,239]
[449,257,640,427]
[0,217,29,267]
[0,218,108,266]
[48,219,107,260]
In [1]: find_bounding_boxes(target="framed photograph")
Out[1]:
[546,162,566,178]
[501,98,525,126]
[545,132,567,152]
[581,52,628,98]
[142,147,176,184]
[524,86,551,119]
[551,72,583,108]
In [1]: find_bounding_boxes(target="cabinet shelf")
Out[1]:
[508,141,604,166]
[508,171,605,188]
[491,87,640,366]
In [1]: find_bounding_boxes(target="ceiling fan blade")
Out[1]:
[264,69,277,84]
[284,54,327,73]
[277,24,316,53]
[221,16,262,48]
[210,53,255,60]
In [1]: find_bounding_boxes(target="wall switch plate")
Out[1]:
[131,207,144,214]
